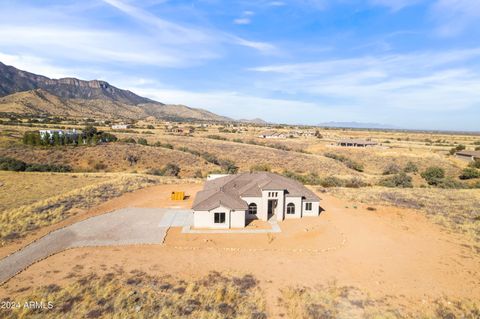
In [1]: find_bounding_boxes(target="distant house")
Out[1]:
[455,150,480,162]
[258,131,286,139]
[111,124,131,130]
[192,172,320,229]
[39,129,78,139]
[337,139,377,147]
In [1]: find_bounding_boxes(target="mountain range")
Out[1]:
[317,121,398,129]
[0,61,232,122]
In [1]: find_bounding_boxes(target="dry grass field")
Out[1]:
[1,121,480,318]
[0,174,164,247]
[326,187,480,245]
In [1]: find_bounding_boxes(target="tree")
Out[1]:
[421,166,445,185]
[449,144,466,155]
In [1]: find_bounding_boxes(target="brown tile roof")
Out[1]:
[192,172,320,211]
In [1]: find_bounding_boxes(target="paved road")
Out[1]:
[0,208,192,284]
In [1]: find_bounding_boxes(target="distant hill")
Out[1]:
[0,61,232,122]
[238,118,268,125]
[318,121,398,129]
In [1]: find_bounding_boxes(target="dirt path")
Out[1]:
[1,190,479,316]
[0,183,203,259]
[0,208,191,284]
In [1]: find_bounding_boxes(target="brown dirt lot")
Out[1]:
[1,184,479,316]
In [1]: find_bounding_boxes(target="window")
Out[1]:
[214,212,226,223]
[286,203,295,214]
[248,203,257,215]
[305,203,312,211]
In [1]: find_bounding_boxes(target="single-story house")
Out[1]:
[258,131,286,139]
[111,124,131,130]
[192,172,321,229]
[337,139,377,147]
[455,150,480,162]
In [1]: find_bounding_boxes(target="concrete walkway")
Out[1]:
[0,208,192,284]
[181,218,281,234]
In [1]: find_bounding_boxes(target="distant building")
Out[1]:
[39,129,78,139]
[337,139,377,147]
[455,150,480,162]
[111,124,131,130]
[258,131,286,139]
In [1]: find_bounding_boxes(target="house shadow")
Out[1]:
[319,206,326,215]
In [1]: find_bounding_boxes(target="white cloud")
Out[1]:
[234,18,251,25]
[251,48,480,113]
[431,0,480,36]
[369,0,422,11]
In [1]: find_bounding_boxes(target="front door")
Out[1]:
[268,200,277,218]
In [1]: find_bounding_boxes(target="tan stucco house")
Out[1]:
[192,172,320,229]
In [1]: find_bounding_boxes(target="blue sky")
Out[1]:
[0,0,479,130]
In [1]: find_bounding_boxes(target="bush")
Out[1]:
[0,157,71,172]
[382,163,401,175]
[220,159,238,174]
[147,125,155,129]
[0,157,27,171]
[162,163,181,177]
[121,137,136,144]
[345,177,368,188]
[468,160,480,169]
[404,161,418,173]
[421,166,445,185]
[194,170,203,178]
[250,164,271,172]
[324,153,364,172]
[378,172,413,188]
[437,178,466,189]
[459,167,480,180]
[449,144,466,155]
[137,138,148,145]
[319,176,345,187]
[206,135,227,141]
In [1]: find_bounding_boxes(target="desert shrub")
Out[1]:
[282,171,322,185]
[147,125,155,129]
[206,134,227,141]
[469,160,480,169]
[137,138,148,145]
[437,178,466,189]
[345,177,368,188]
[269,143,291,151]
[0,156,27,171]
[194,170,203,178]
[382,163,401,175]
[219,159,238,174]
[232,138,243,143]
[324,153,364,172]
[25,163,72,172]
[153,141,174,149]
[403,161,418,173]
[319,176,345,187]
[147,168,164,176]
[250,164,271,172]
[421,166,445,185]
[121,137,136,144]
[93,162,107,171]
[0,157,71,172]
[449,144,466,155]
[378,172,413,188]
[162,163,181,177]
[459,167,480,180]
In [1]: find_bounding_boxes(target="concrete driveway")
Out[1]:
[0,208,192,284]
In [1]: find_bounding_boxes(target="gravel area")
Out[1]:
[0,208,192,284]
